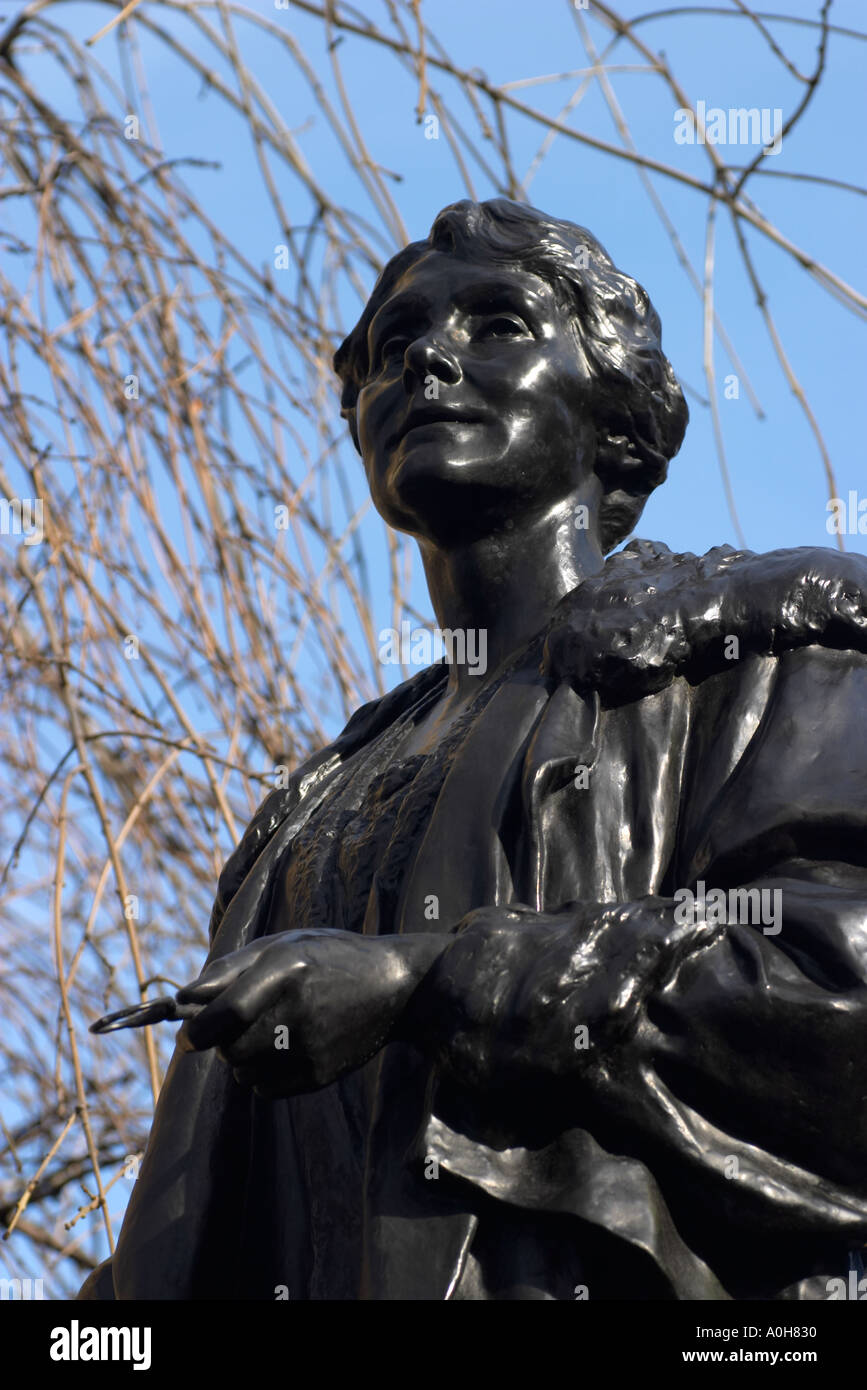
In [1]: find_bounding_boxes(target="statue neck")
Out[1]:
[418,494,605,699]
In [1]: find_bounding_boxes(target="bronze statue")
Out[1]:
[81,199,867,1301]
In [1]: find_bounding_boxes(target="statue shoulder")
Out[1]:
[542,538,867,699]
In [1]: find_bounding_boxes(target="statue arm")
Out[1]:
[401,645,867,1237]
[405,881,867,1195]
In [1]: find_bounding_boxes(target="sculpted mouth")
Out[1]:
[392,407,488,444]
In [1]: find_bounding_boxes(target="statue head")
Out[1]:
[334,198,687,553]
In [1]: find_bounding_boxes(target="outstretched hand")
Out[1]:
[176,928,445,1097]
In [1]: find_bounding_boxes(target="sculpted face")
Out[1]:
[354,250,599,544]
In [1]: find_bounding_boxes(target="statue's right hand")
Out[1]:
[174,928,444,1096]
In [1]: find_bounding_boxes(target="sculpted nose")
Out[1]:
[403,335,462,392]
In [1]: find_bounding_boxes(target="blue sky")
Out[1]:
[17,0,864,584]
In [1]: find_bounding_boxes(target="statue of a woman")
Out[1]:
[81,199,867,1301]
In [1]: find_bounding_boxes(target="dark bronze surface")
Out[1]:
[80,200,867,1301]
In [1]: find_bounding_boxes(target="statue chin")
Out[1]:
[381,462,510,541]
[389,434,499,487]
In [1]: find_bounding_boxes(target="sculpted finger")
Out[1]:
[176,955,252,1004]
[664,911,725,950]
[650,912,725,977]
[603,903,724,1003]
[217,995,295,1068]
[176,937,278,1004]
[178,970,277,1052]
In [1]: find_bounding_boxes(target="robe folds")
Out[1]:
[81,539,867,1301]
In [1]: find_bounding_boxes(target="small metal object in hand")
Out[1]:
[90,997,202,1034]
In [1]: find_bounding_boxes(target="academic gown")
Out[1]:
[79,539,867,1301]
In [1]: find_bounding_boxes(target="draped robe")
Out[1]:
[80,539,867,1301]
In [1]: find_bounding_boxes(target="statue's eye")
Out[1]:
[474,314,530,341]
[378,336,409,364]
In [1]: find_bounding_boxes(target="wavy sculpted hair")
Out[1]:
[333,198,688,553]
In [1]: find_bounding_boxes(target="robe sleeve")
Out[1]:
[416,645,867,1255]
